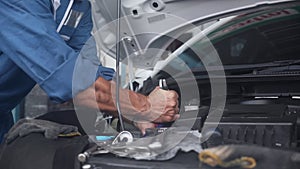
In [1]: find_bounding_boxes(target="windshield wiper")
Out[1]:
[236,59,300,75]
[226,59,300,70]
[261,59,300,67]
[172,59,300,77]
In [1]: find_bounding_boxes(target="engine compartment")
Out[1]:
[146,73,300,151]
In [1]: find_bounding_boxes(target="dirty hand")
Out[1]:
[145,87,180,123]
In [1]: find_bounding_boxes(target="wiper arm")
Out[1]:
[232,59,300,70]
[270,59,300,67]
[227,59,300,75]
[171,59,300,77]
[240,59,300,75]
[251,65,300,75]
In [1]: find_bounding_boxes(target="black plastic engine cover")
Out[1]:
[201,104,297,149]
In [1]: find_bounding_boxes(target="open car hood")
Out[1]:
[91,0,294,67]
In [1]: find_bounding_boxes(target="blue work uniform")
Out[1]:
[0,0,114,142]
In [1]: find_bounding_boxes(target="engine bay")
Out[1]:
[143,73,300,151]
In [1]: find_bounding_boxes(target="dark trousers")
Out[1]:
[0,112,13,143]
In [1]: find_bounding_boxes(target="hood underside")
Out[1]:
[91,0,295,67]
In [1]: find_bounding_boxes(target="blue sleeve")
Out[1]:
[72,37,115,96]
[67,1,115,96]
[0,0,95,103]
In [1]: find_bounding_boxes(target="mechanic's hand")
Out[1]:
[146,87,180,123]
[74,78,179,125]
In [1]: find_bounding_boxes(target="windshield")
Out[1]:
[171,6,300,71]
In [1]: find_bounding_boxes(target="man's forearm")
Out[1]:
[75,77,179,123]
[75,77,150,117]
